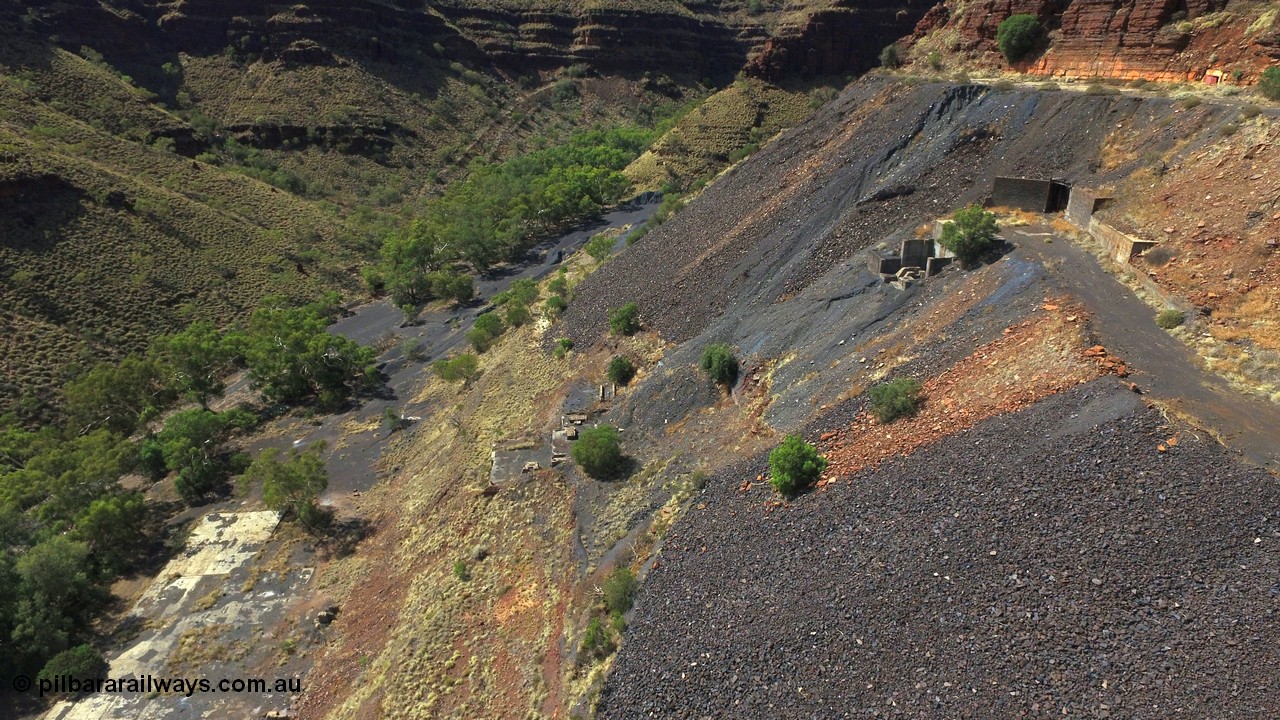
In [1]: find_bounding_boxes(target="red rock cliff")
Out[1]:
[913,0,1277,83]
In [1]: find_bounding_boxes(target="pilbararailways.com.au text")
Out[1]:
[19,674,302,698]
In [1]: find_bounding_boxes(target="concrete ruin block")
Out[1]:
[900,238,931,268]
[1067,186,1112,228]
[991,177,1071,213]
[926,256,953,276]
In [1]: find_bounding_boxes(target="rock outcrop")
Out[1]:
[745,1,934,79]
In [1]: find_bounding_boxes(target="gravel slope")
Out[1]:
[598,382,1280,719]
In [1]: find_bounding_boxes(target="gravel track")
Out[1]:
[599,382,1280,719]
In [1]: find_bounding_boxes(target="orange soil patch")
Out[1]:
[818,302,1119,479]
[294,514,410,720]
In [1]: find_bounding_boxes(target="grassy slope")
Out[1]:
[0,28,700,419]
[0,46,362,418]
[625,78,827,191]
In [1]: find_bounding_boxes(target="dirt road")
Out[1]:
[1009,225,1280,473]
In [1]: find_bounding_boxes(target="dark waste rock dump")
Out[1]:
[598,383,1280,718]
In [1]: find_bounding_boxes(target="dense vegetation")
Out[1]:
[607,356,637,386]
[374,128,654,309]
[700,344,739,388]
[0,292,370,685]
[939,205,999,267]
[768,435,827,498]
[572,424,624,479]
[997,14,1042,63]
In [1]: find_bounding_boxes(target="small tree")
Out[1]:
[433,354,480,385]
[505,302,532,328]
[939,204,999,267]
[603,566,637,614]
[768,434,827,498]
[879,43,903,69]
[246,444,329,529]
[467,312,506,352]
[608,303,640,336]
[607,356,636,386]
[868,377,922,423]
[584,233,615,262]
[1259,66,1280,102]
[429,270,474,305]
[38,644,107,684]
[580,616,614,660]
[997,14,1041,63]
[553,338,574,360]
[572,425,623,478]
[544,295,568,318]
[700,344,739,387]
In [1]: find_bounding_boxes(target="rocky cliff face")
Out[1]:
[912,0,1277,83]
[745,2,934,79]
[18,0,949,83]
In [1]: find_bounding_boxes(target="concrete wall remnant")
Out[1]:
[1066,186,1113,228]
[871,233,953,281]
[1089,219,1159,264]
[991,177,1072,212]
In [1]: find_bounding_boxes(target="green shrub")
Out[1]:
[474,312,504,337]
[608,303,641,336]
[927,50,942,70]
[553,337,574,360]
[38,645,107,683]
[939,204,999,267]
[468,312,506,351]
[544,295,568,318]
[868,377,923,423]
[1259,66,1280,101]
[997,14,1042,63]
[879,43,903,69]
[548,274,568,296]
[139,438,167,481]
[584,233,615,262]
[453,559,470,581]
[767,434,827,498]
[700,344,739,387]
[580,616,614,660]
[572,424,623,478]
[1156,309,1186,329]
[505,302,532,328]
[245,444,329,529]
[495,278,538,307]
[607,356,636,386]
[433,354,480,384]
[429,270,474,305]
[1178,95,1202,109]
[603,566,637,614]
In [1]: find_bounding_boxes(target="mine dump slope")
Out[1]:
[599,383,1280,718]
[563,78,1232,348]
[561,78,1280,717]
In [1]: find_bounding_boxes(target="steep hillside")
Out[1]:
[277,76,1278,720]
[0,0,936,421]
